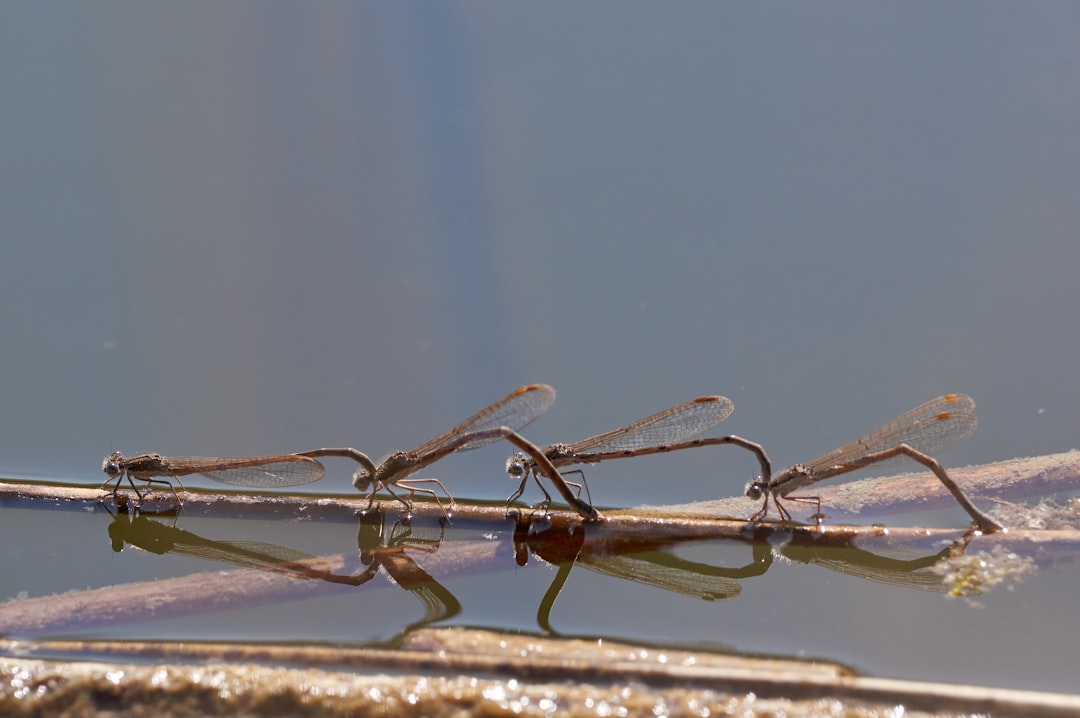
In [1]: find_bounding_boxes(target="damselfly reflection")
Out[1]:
[782,536,971,594]
[512,512,763,636]
[504,395,769,508]
[101,452,326,504]
[357,506,445,566]
[514,509,987,636]
[744,393,1003,533]
[300,384,598,520]
[105,504,339,581]
[355,507,461,630]
[103,503,458,629]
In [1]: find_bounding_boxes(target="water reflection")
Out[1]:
[780,535,970,594]
[510,514,984,634]
[104,501,460,630]
[355,506,461,629]
[514,515,761,635]
[0,493,1007,640]
[107,503,338,581]
[105,500,365,585]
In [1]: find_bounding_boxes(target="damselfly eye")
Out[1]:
[745,480,765,500]
[102,458,121,477]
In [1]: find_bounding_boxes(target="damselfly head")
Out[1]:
[505,453,529,480]
[352,467,374,492]
[102,451,123,478]
[745,479,767,500]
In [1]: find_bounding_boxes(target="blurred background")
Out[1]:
[2,3,1078,508]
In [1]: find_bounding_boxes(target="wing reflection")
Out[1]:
[781,540,959,593]
[106,503,349,582]
[513,514,769,635]
[104,500,460,630]
[510,513,982,634]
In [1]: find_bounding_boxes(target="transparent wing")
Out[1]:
[804,393,977,475]
[411,383,557,455]
[567,396,735,453]
[194,456,326,487]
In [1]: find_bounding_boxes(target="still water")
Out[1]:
[1,477,1076,694]
[2,1,1080,700]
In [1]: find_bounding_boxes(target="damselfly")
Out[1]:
[504,395,769,508]
[744,393,1002,533]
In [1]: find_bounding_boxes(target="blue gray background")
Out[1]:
[3,3,1078,510]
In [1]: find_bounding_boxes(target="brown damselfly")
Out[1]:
[504,395,770,508]
[744,393,1003,533]
[101,452,326,504]
[298,384,597,520]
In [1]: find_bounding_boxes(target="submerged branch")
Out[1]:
[3,629,1080,717]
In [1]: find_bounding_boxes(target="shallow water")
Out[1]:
[2,482,1077,695]
[3,1,1080,702]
